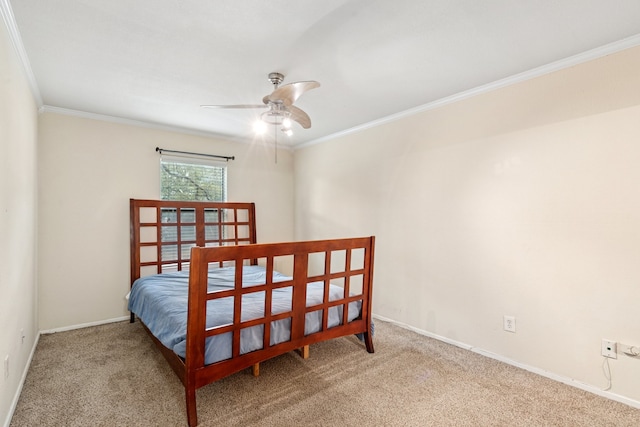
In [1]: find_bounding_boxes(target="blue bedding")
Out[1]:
[128,265,361,365]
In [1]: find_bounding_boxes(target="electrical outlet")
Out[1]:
[503,315,516,332]
[601,339,617,359]
[3,355,8,380]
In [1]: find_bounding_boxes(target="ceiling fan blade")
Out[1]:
[201,104,267,109]
[288,105,312,129]
[267,81,320,106]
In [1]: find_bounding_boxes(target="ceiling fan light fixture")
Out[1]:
[252,119,268,134]
[260,109,285,126]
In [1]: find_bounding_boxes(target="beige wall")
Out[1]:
[294,46,640,403]
[37,113,294,330]
[0,18,38,425]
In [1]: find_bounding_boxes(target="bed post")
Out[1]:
[185,387,197,427]
[363,236,375,353]
[129,199,139,323]
[184,246,208,427]
[248,202,258,265]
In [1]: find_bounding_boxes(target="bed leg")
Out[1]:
[130,312,135,323]
[300,345,310,359]
[186,387,198,427]
[252,363,260,377]
[364,332,375,353]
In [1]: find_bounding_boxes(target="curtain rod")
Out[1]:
[156,147,235,161]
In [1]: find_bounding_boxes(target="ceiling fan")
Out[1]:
[201,72,320,134]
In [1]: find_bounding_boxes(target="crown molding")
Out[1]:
[39,105,294,151]
[39,105,247,141]
[297,34,640,150]
[0,0,42,106]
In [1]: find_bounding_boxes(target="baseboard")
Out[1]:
[372,314,640,410]
[39,316,130,335]
[3,331,40,427]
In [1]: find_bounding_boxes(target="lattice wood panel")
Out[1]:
[130,199,257,283]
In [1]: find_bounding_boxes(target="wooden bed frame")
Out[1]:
[129,199,375,426]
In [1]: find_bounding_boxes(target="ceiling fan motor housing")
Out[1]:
[268,72,285,87]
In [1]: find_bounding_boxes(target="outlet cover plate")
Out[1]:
[503,315,516,333]
[602,339,617,359]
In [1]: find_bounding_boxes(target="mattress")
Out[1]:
[128,265,361,365]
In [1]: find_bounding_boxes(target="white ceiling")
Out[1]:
[8,0,640,146]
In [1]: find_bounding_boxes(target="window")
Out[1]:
[160,157,226,201]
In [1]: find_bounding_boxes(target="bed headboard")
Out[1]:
[130,199,257,285]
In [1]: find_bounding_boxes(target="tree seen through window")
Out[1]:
[160,159,226,201]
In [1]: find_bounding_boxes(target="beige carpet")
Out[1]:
[10,320,640,426]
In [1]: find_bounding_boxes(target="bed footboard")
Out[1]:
[184,237,375,426]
